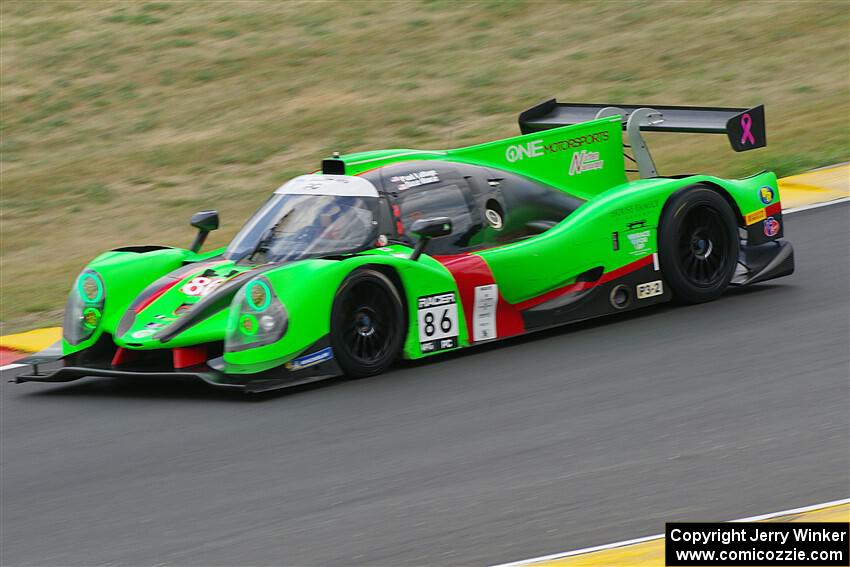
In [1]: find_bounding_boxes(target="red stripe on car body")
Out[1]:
[599,254,654,283]
[766,201,782,216]
[438,253,655,330]
[435,253,526,340]
[514,255,653,311]
[134,278,182,313]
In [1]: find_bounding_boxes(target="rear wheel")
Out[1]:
[330,269,404,378]
[658,186,739,304]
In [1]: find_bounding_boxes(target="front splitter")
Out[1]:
[15,363,339,394]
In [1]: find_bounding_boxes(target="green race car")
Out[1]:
[17,100,793,392]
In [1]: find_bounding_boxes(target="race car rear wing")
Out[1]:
[518,99,766,178]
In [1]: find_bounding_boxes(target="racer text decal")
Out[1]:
[417,292,459,353]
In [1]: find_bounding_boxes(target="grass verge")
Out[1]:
[1,0,848,332]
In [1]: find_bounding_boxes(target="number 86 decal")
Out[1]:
[422,309,453,336]
[417,292,459,353]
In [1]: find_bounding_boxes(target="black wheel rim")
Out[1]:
[677,204,730,287]
[340,281,397,364]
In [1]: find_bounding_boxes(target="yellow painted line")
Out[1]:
[496,500,849,567]
[778,163,849,210]
[0,327,61,353]
[543,504,849,566]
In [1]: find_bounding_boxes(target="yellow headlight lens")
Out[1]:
[239,313,258,335]
[82,307,101,329]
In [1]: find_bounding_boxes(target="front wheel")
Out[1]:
[330,269,405,378]
[658,186,739,304]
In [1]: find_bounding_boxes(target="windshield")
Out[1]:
[225,193,379,263]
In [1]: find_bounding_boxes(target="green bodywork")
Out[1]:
[63,115,780,375]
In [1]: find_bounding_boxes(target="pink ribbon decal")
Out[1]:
[740,113,755,145]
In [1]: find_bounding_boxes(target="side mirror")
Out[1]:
[189,210,219,253]
[409,217,452,261]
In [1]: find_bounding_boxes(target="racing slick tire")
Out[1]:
[658,186,739,304]
[331,269,405,378]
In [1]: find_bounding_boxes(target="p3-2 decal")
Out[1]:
[636,280,663,300]
[417,292,459,353]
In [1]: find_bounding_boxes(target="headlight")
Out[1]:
[63,270,106,345]
[225,277,288,352]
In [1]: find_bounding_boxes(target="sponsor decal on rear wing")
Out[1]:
[519,99,766,152]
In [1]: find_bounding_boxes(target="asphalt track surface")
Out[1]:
[2,203,848,566]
